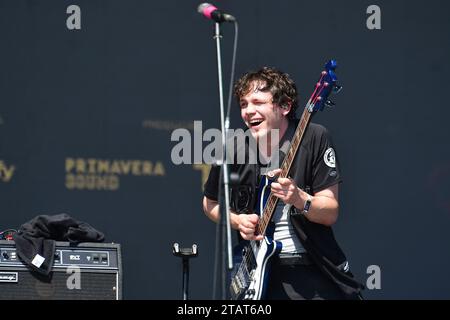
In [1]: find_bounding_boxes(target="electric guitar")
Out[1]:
[229,60,342,300]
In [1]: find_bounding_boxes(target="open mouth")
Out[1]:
[249,119,264,128]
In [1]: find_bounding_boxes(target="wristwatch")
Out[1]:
[301,194,312,215]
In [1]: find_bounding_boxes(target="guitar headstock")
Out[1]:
[306,59,342,113]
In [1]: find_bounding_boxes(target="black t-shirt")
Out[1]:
[203,120,364,294]
[203,121,342,213]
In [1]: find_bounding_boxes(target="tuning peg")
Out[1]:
[325,100,335,108]
[332,85,342,93]
[325,60,337,70]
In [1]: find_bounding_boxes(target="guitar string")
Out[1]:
[232,70,333,293]
[234,108,311,290]
[234,88,318,291]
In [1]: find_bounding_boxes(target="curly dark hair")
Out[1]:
[234,67,299,119]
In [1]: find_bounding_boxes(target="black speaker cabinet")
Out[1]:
[0,240,122,300]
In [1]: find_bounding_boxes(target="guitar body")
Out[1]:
[230,176,282,300]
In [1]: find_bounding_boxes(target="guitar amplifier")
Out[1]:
[0,240,122,300]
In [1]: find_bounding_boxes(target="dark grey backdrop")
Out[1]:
[1,0,449,299]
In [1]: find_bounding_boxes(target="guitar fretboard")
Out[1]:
[256,105,312,235]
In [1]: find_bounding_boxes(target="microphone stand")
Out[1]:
[213,22,233,300]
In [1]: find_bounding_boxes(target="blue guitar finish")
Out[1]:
[230,176,282,300]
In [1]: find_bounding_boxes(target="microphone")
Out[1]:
[197,3,236,23]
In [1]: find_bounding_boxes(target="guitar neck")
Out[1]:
[257,104,313,235]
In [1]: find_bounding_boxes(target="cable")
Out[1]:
[225,21,239,122]
[0,229,17,240]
